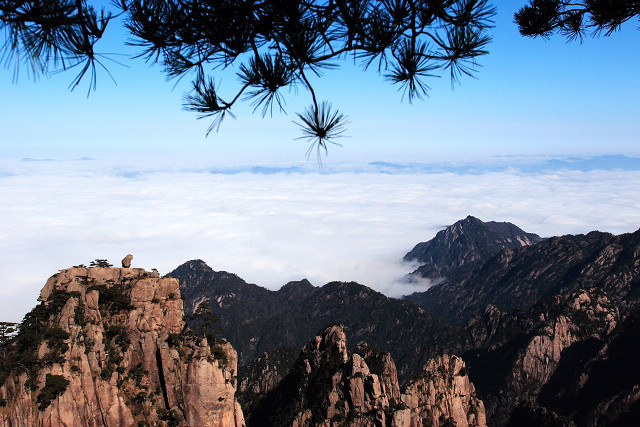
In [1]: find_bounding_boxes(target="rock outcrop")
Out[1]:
[463,287,619,425]
[0,265,244,426]
[248,323,485,427]
[398,355,486,427]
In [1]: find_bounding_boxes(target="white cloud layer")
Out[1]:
[1,157,639,322]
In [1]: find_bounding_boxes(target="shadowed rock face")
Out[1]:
[463,287,620,426]
[247,324,485,427]
[0,266,244,427]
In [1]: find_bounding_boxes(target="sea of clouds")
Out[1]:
[1,155,639,322]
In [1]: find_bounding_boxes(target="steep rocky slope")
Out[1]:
[0,265,244,426]
[238,346,300,418]
[463,287,620,425]
[170,261,464,384]
[247,324,485,427]
[235,287,632,426]
[530,307,640,426]
[399,354,486,427]
[407,226,640,325]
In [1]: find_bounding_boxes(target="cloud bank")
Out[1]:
[1,156,639,322]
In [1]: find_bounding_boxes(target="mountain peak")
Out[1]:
[403,216,542,277]
[280,278,313,291]
[278,279,315,298]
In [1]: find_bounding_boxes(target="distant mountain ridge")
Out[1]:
[168,261,463,383]
[406,224,640,325]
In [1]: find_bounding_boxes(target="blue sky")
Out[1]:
[2,1,639,163]
[1,2,640,322]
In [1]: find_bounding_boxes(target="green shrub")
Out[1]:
[332,413,346,422]
[87,284,132,312]
[133,391,147,403]
[46,289,79,314]
[106,325,130,351]
[422,417,434,427]
[166,333,181,348]
[37,374,69,410]
[44,328,69,350]
[211,345,228,367]
[157,408,181,426]
[90,259,112,268]
[1,296,78,388]
[74,305,87,326]
[100,363,114,380]
[128,363,147,386]
[439,415,457,427]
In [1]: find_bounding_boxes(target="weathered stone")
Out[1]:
[121,254,133,268]
[400,355,486,427]
[465,287,620,425]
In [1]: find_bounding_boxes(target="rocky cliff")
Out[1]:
[0,265,244,426]
[238,346,300,418]
[463,287,620,425]
[248,324,485,427]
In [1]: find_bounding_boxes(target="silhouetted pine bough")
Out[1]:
[1,0,496,158]
[516,0,640,41]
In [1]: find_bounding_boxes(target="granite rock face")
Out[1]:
[400,355,486,427]
[248,324,485,427]
[0,266,244,427]
[463,287,619,425]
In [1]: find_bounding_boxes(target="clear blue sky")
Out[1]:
[2,1,640,322]
[1,1,639,164]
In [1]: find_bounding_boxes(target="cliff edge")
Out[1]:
[0,265,245,426]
